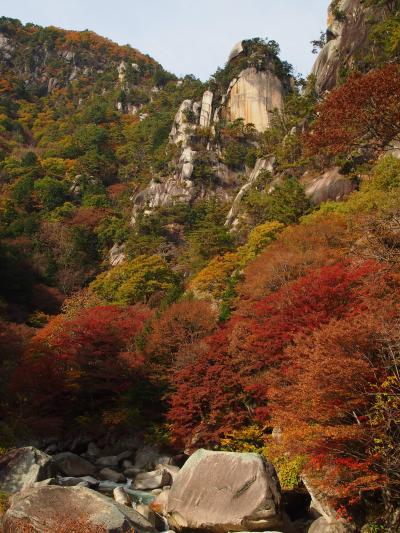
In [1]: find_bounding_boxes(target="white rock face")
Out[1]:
[109,243,126,266]
[199,90,213,127]
[118,61,126,83]
[169,99,193,146]
[225,68,284,132]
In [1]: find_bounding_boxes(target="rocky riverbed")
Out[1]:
[0,437,350,532]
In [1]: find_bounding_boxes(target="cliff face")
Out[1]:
[312,0,384,93]
[224,67,284,132]
[130,39,289,225]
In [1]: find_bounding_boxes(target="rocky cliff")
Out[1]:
[0,17,159,101]
[223,67,284,131]
[130,39,290,227]
[312,0,391,93]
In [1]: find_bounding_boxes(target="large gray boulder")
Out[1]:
[52,451,96,477]
[166,449,282,532]
[2,485,156,533]
[0,447,57,493]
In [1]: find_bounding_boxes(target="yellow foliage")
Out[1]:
[237,220,284,265]
[189,252,239,299]
[190,220,283,299]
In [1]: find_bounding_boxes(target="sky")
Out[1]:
[1,0,328,80]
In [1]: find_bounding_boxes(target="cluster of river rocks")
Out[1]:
[0,437,349,533]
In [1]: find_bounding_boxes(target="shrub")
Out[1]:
[90,255,179,305]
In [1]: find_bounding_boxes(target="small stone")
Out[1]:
[113,486,132,507]
[133,469,170,491]
[124,467,142,478]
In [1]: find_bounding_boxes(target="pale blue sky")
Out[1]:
[1,0,328,80]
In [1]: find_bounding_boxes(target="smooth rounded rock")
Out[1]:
[2,485,156,532]
[166,449,282,532]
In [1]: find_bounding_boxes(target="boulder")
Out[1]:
[135,504,166,531]
[134,445,167,471]
[0,447,57,493]
[308,517,349,533]
[124,466,142,478]
[113,486,132,506]
[158,463,180,483]
[228,41,244,62]
[151,486,170,515]
[2,485,156,533]
[166,449,282,532]
[99,468,126,484]
[52,452,96,477]
[133,469,171,490]
[301,168,358,205]
[96,451,132,468]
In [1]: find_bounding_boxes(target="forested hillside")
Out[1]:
[1,1,400,531]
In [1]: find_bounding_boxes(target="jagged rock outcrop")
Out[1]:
[199,90,214,127]
[109,243,126,266]
[312,0,383,94]
[130,39,287,225]
[224,67,284,132]
[165,449,282,532]
[169,100,196,146]
[225,157,274,227]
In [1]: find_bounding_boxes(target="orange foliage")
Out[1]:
[239,214,351,301]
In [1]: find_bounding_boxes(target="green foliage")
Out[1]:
[244,177,311,225]
[34,176,68,210]
[222,140,250,170]
[90,255,179,305]
[306,156,400,221]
